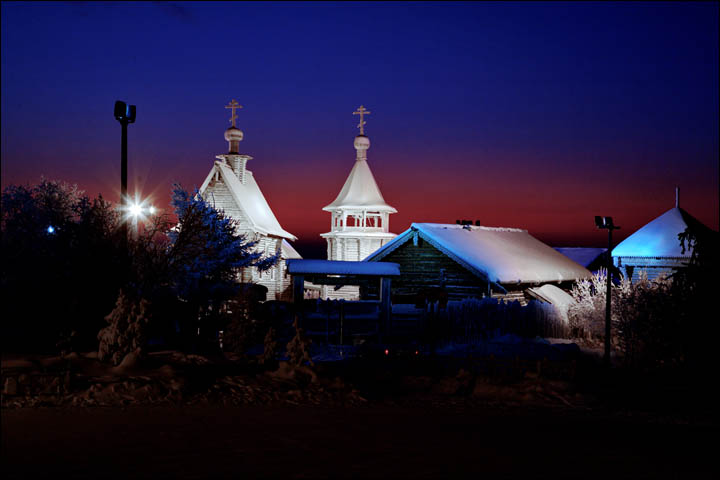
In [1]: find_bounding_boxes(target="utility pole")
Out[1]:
[114,101,136,244]
[595,216,620,367]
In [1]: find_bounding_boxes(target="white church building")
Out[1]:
[320,106,397,299]
[198,100,300,301]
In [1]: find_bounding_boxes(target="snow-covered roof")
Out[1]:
[365,223,591,285]
[286,259,400,276]
[281,239,302,260]
[323,158,396,212]
[199,161,296,241]
[553,248,607,268]
[612,207,706,258]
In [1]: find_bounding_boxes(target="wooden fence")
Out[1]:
[300,296,569,346]
[425,297,569,344]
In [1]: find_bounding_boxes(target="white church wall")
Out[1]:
[198,102,299,303]
[205,178,251,226]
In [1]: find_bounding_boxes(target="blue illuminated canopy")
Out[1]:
[612,207,711,258]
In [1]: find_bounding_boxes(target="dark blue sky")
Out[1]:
[2,1,718,253]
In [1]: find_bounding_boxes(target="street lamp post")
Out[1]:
[114,100,136,242]
[595,216,620,367]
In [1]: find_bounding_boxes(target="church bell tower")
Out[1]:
[320,106,397,299]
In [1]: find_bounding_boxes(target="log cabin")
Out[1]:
[363,223,591,304]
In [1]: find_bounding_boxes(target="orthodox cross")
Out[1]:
[225,99,243,128]
[352,105,371,135]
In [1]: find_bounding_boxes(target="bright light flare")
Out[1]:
[129,203,143,217]
[120,193,157,223]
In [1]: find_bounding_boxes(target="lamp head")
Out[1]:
[595,216,614,229]
[114,100,127,121]
[114,100,136,123]
[126,105,136,123]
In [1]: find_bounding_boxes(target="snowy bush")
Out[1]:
[286,318,313,367]
[97,291,150,366]
[569,267,704,371]
[567,269,616,339]
[611,274,683,370]
[259,327,279,367]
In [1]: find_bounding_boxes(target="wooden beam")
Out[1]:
[380,277,392,342]
[293,275,304,327]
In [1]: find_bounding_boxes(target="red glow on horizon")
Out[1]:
[2,144,718,253]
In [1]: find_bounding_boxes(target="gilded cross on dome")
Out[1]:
[225,99,243,128]
[352,105,371,135]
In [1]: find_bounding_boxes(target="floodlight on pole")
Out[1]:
[595,215,620,367]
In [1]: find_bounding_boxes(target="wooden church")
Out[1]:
[198,100,300,301]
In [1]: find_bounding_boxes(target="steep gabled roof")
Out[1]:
[199,161,296,241]
[323,159,397,212]
[281,239,302,260]
[612,207,711,258]
[365,223,591,285]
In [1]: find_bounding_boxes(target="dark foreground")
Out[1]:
[2,405,717,479]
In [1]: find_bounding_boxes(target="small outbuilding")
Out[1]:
[612,191,716,282]
[364,223,591,304]
[286,259,401,338]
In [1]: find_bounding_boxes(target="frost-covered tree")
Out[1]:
[1,180,278,355]
[164,185,278,348]
[98,185,280,357]
[569,227,719,372]
[1,179,123,352]
[673,226,719,371]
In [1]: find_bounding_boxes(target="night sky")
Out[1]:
[2,1,718,257]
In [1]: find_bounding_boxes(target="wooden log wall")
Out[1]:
[368,238,491,301]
